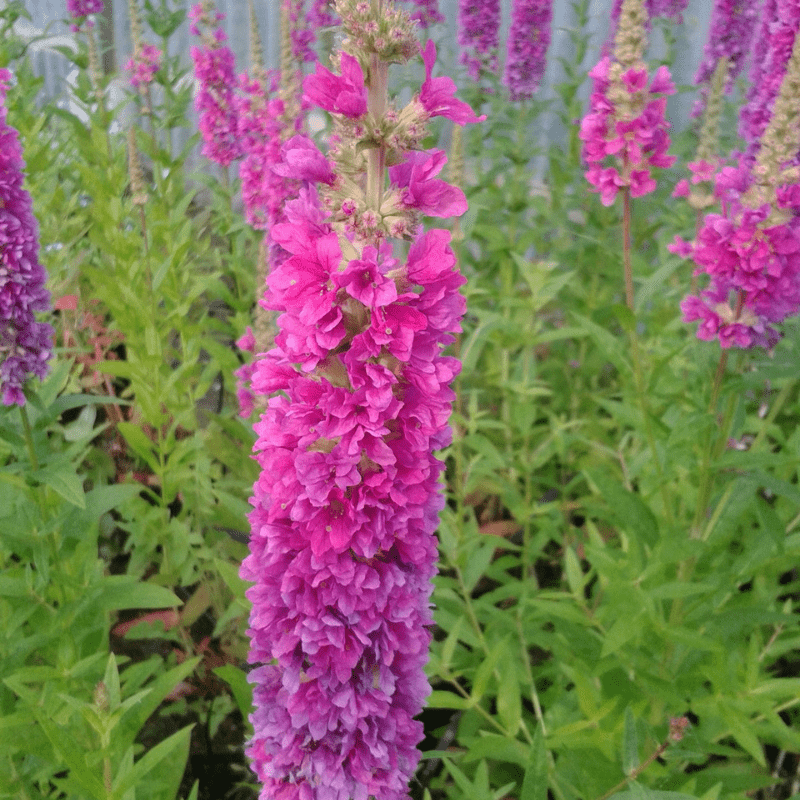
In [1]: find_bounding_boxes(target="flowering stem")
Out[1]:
[366,55,388,211]
[622,186,634,310]
[593,737,672,800]
[621,190,673,526]
[19,403,39,472]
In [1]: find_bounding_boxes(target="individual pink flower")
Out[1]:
[419,40,486,125]
[0,71,53,406]
[303,53,368,118]
[126,43,162,90]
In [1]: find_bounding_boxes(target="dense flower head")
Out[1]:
[739,0,800,153]
[504,0,553,102]
[692,0,760,116]
[241,3,480,796]
[189,2,242,166]
[579,52,676,205]
[126,43,162,90]
[458,0,501,81]
[0,71,53,406]
[681,23,800,349]
[67,0,104,31]
[679,180,800,349]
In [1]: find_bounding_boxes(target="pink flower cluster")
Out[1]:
[399,0,444,28]
[503,0,553,102]
[692,0,760,116]
[0,71,53,406]
[126,43,162,90]
[458,0,500,81]
[241,22,480,797]
[678,166,800,349]
[189,3,242,167]
[66,0,103,31]
[739,0,800,153]
[579,57,676,205]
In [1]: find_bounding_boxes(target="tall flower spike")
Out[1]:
[189,1,242,167]
[503,0,553,102]
[692,0,759,118]
[739,0,800,158]
[240,0,482,796]
[579,0,676,206]
[0,71,53,406]
[66,0,104,32]
[681,28,800,350]
[458,0,501,81]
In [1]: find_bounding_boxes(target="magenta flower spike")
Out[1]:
[681,27,800,350]
[457,0,501,81]
[692,0,759,117]
[189,1,242,167]
[503,0,553,101]
[579,0,676,206]
[66,0,104,31]
[126,42,162,90]
[239,1,482,796]
[0,71,53,407]
[739,0,800,155]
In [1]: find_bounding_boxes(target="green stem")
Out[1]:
[19,404,39,472]
[594,738,671,800]
[620,189,673,525]
[622,187,634,311]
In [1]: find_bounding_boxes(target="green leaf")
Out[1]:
[585,468,659,547]
[32,463,86,508]
[520,725,548,800]
[214,665,253,722]
[601,613,642,658]
[4,679,106,800]
[496,654,521,734]
[112,724,193,800]
[622,705,639,775]
[96,575,182,612]
[117,421,160,472]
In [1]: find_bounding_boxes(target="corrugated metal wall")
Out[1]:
[10,0,712,102]
[7,0,717,169]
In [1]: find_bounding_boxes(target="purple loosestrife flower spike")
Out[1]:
[189,1,242,167]
[504,0,553,102]
[240,1,482,796]
[126,43,162,90]
[67,0,104,31]
[0,71,53,406]
[692,0,760,117]
[739,0,800,157]
[579,0,676,206]
[681,27,800,349]
[458,0,501,81]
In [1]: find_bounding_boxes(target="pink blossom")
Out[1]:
[457,0,500,80]
[579,55,676,205]
[419,40,485,125]
[303,53,368,118]
[189,3,242,166]
[66,0,103,31]
[0,71,53,406]
[504,0,552,101]
[126,43,162,90]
